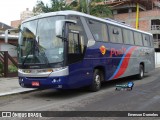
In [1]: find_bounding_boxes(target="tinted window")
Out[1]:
[123,29,134,45]
[108,25,123,43]
[68,16,87,54]
[142,34,151,47]
[88,20,108,42]
[134,32,143,46]
[67,16,88,64]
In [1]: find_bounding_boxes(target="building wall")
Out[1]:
[20,8,33,20]
[11,8,33,28]
[65,0,73,4]
[113,8,160,48]
[0,43,17,57]
[114,9,160,31]
[11,20,22,28]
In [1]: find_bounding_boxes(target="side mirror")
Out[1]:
[55,21,64,38]
[55,20,77,38]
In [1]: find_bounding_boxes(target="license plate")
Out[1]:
[32,81,40,86]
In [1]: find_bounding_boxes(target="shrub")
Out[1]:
[0,62,4,76]
[8,64,18,73]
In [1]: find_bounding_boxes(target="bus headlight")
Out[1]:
[53,67,67,72]
[18,67,67,74]
[37,69,53,73]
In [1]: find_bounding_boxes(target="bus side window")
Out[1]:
[68,18,86,53]
[108,25,123,43]
[68,33,81,54]
[134,32,143,46]
[123,29,134,45]
[88,19,108,42]
[143,34,150,47]
[67,15,88,64]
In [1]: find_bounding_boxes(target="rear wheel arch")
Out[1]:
[136,63,144,79]
[94,66,105,82]
[89,66,105,92]
[140,62,145,71]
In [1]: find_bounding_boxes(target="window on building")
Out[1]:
[134,32,143,46]
[123,29,134,45]
[88,19,108,42]
[108,25,123,43]
[151,19,160,30]
[150,36,154,47]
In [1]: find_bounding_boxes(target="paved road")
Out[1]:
[0,68,160,120]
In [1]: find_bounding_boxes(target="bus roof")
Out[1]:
[23,10,152,36]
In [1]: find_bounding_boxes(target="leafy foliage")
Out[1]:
[33,0,72,14]
[33,0,112,18]
[0,62,3,76]
[90,4,112,18]
[0,62,17,76]
[8,64,18,73]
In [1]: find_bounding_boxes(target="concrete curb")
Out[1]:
[155,65,160,68]
[0,88,36,97]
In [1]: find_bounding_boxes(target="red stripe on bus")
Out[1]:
[113,46,138,79]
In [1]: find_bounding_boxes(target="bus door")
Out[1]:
[67,16,89,88]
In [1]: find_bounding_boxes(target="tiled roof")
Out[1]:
[0,22,13,31]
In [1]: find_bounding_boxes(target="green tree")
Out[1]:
[76,0,87,13]
[90,0,112,18]
[33,0,112,18]
[33,0,72,14]
[73,0,112,18]
[33,0,46,15]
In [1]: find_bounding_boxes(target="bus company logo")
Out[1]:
[110,47,126,57]
[99,45,107,55]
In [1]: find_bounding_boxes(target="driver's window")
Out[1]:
[68,33,80,54]
[67,16,87,64]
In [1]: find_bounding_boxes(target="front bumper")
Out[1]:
[19,76,71,89]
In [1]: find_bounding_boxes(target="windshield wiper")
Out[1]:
[35,36,50,66]
[22,44,33,67]
[22,38,50,67]
[22,36,37,67]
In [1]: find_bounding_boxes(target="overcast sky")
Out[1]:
[0,0,50,25]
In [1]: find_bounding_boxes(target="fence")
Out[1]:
[0,51,18,77]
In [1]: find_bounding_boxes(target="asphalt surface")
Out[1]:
[0,68,160,120]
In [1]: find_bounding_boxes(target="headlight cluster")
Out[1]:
[52,67,67,72]
[18,69,53,73]
[18,67,67,74]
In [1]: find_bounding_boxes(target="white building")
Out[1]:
[20,8,34,20]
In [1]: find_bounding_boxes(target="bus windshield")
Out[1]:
[18,16,65,67]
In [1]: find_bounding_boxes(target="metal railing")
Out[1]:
[0,51,18,77]
[153,39,160,42]
[151,25,160,30]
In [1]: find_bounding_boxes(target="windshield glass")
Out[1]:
[18,16,65,67]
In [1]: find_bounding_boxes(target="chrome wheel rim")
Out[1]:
[140,67,144,77]
[95,75,100,88]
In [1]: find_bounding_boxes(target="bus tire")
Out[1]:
[137,64,144,79]
[89,69,102,92]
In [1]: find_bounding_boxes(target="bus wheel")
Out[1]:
[137,64,144,79]
[89,69,102,92]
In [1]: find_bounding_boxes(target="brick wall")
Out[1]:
[11,20,22,28]
[114,9,160,31]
